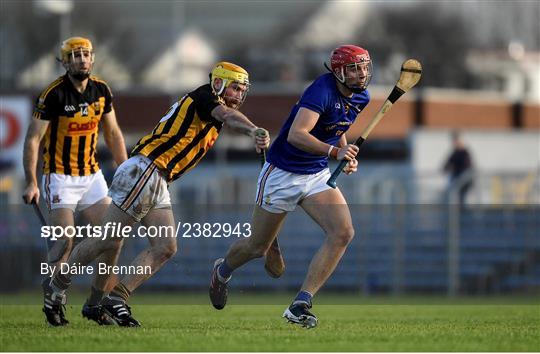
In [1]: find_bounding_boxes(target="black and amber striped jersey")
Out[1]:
[131,84,223,182]
[33,74,113,176]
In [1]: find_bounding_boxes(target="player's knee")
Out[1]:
[329,227,355,247]
[167,243,178,258]
[154,243,177,261]
[252,247,267,259]
[162,244,177,260]
[63,236,74,248]
[91,237,122,257]
[105,235,124,249]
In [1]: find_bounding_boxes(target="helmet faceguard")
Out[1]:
[59,37,94,81]
[210,62,250,109]
[326,44,372,93]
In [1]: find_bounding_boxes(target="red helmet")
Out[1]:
[327,44,372,92]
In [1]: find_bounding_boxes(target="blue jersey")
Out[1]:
[267,73,370,174]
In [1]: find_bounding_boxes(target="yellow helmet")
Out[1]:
[210,61,250,96]
[60,36,94,62]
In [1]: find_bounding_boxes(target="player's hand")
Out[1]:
[22,183,40,204]
[336,144,359,161]
[253,127,270,153]
[343,158,358,175]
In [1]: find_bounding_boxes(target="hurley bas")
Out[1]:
[41,263,152,276]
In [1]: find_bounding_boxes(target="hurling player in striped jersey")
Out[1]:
[23,37,128,327]
[47,62,269,327]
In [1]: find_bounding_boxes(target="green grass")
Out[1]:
[0,294,539,352]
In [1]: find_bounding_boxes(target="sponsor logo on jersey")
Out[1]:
[326,124,337,131]
[67,121,97,134]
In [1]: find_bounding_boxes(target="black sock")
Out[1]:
[51,273,71,293]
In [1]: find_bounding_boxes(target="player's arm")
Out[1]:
[338,133,348,148]
[287,107,358,161]
[22,118,49,203]
[101,109,128,167]
[211,105,269,152]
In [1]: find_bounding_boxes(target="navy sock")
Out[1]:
[294,290,313,305]
[218,259,234,280]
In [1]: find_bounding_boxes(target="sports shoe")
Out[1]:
[81,301,117,325]
[283,301,318,329]
[100,296,141,327]
[42,278,69,326]
[209,258,230,310]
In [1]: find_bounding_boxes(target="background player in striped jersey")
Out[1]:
[47,62,270,326]
[210,45,372,328]
[22,36,128,326]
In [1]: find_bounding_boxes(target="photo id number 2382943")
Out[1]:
[177,222,251,238]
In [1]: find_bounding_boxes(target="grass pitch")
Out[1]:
[0,293,538,352]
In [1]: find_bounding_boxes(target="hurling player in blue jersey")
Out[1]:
[210,45,372,328]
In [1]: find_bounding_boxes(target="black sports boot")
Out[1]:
[42,278,69,326]
[81,301,117,325]
[100,296,141,327]
[209,258,230,310]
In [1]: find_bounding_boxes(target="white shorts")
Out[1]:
[109,155,171,222]
[255,162,333,213]
[42,170,109,212]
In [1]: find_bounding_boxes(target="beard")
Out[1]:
[344,78,367,94]
[71,71,91,81]
[224,96,242,110]
[67,64,91,81]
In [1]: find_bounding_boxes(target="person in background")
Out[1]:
[443,131,474,205]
